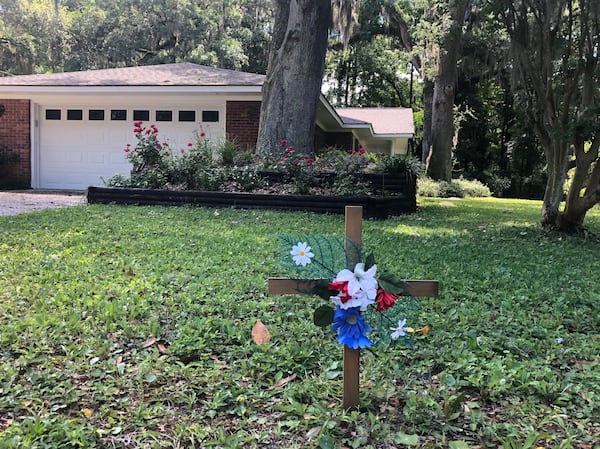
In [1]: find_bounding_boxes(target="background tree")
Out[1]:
[425,0,469,181]
[498,0,600,231]
[255,0,331,157]
[0,0,274,74]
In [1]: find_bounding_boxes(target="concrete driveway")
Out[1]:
[0,190,85,216]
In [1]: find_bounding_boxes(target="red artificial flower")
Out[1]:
[164,151,170,157]
[375,288,398,312]
[281,156,287,161]
[156,143,162,149]
[187,142,193,147]
[305,157,315,164]
[293,160,299,166]
[281,139,287,147]
[359,147,365,155]
[124,148,130,153]
[200,132,206,137]
[180,149,185,154]
[285,147,294,153]
[133,127,143,133]
[329,280,351,303]
[145,129,152,135]
[133,121,143,127]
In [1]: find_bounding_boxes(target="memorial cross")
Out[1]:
[268,206,439,409]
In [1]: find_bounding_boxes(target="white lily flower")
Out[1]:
[334,263,378,299]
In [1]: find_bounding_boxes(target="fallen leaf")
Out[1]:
[306,426,320,440]
[141,337,157,349]
[252,320,271,345]
[272,373,297,389]
[157,342,168,354]
[82,408,94,419]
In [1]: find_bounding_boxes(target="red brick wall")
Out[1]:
[226,101,261,151]
[226,101,354,154]
[0,99,31,189]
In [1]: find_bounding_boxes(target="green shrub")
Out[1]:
[227,166,264,191]
[195,167,226,191]
[417,177,443,197]
[438,180,464,197]
[376,154,424,177]
[418,177,491,198]
[217,138,237,165]
[452,177,491,197]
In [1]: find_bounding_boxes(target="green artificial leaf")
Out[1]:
[364,253,376,270]
[312,279,333,300]
[378,271,408,294]
[314,305,334,327]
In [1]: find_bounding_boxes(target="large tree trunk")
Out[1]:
[421,77,434,164]
[425,0,468,181]
[256,0,331,158]
[540,139,570,229]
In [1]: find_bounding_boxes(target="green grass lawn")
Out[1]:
[0,198,598,448]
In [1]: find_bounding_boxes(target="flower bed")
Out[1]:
[95,122,420,218]
[86,183,416,219]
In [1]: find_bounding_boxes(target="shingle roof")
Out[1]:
[336,107,414,135]
[0,62,265,87]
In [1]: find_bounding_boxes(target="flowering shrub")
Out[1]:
[277,140,317,194]
[278,234,425,348]
[125,122,168,173]
[105,127,417,198]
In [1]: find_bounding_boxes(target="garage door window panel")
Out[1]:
[179,110,196,122]
[111,110,127,121]
[202,110,219,122]
[156,110,173,121]
[45,109,61,120]
[134,110,150,121]
[67,109,83,120]
[89,110,105,120]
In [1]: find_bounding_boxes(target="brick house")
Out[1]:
[0,63,414,190]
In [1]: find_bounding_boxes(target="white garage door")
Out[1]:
[38,104,225,190]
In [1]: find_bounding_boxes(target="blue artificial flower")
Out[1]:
[331,306,374,349]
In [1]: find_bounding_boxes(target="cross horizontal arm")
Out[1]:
[268,278,439,298]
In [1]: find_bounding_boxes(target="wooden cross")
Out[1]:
[268,206,439,409]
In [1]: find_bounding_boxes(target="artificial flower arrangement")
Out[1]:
[277,235,424,349]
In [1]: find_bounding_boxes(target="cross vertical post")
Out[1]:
[342,206,363,409]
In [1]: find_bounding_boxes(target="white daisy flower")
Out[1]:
[290,242,314,266]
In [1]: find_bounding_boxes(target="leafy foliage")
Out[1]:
[418,177,491,198]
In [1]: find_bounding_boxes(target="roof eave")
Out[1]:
[0,85,263,94]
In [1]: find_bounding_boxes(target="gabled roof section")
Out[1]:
[0,63,265,87]
[336,108,414,136]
